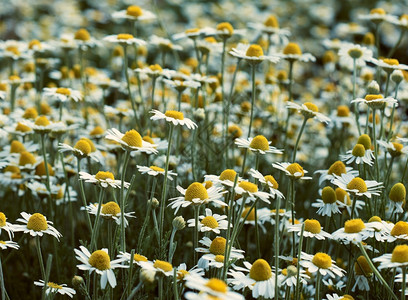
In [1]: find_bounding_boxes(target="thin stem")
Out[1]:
[248,64,257,139]
[353,58,362,136]
[150,76,157,135]
[274,195,281,300]
[0,256,6,300]
[295,224,305,300]
[292,117,308,162]
[372,108,380,181]
[402,267,407,300]
[315,272,322,300]
[120,151,131,252]
[351,195,358,219]
[158,276,163,300]
[123,46,140,130]
[90,188,105,251]
[36,237,45,280]
[77,159,92,232]
[193,205,200,264]
[137,178,157,253]
[39,134,51,193]
[173,268,179,300]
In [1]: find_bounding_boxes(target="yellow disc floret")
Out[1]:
[150,166,164,172]
[19,151,36,166]
[23,107,38,119]
[216,22,234,35]
[368,216,382,223]
[126,5,143,17]
[357,134,372,150]
[185,182,208,201]
[322,186,337,204]
[283,42,302,55]
[117,33,134,40]
[241,206,256,221]
[27,213,48,231]
[15,122,32,132]
[346,177,367,193]
[249,135,269,151]
[351,144,366,157]
[249,259,273,281]
[246,45,264,57]
[89,250,111,270]
[389,183,406,203]
[304,219,321,234]
[74,140,91,155]
[165,110,184,120]
[286,163,304,177]
[0,213,6,227]
[219,169,237,182]
[95,171,115,181]
[153,260,173,272]
[238,181,258,193]
[205,278,227,293]
[90,126,104,136]
[328,161,346,176]
[391,245,408,263]
[10,140,25,153]
[354,255,373,276]
[101,201,121,216]
[35,116,50,126]
[304,102,318,113]
[337,105,350,117]
[56,87,71,96]
[134,253,148,262]
[265,175,279,189]
[344,219,365,233]
[264,15,279,28]
[209,237,226,255]
[312,253,332,269]
[121,129,142,147]
[391,221,408,236]
[201,216,219,229]
[74,29,91,41]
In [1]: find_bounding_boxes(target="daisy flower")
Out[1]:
[370,57,408,72]
[288,219,332,240]
[204,169,242,189]
[359,8,392,24]
[351,94,397,110]
[235,135,283,155]
[196,236,244,270]
[338,43,373,68]
[163,78,201,93]
[117,251,148,267]
[58,139,101,162]
[150,110,197,129]
[300,252,345,278]
[286,101,330,123]
[85,202,135,226]
[280,42,316,62]
[0,240,19,250]
[386,221,408,242]
[331,219,374,244]
[105,128,158,154]
[329,105,354,127]
[43,87,83,103]
[112,5,156,22]
[272,162,312,180]
[79,171,130,189]
[185,276,244,300]
[229,43,280,64]
[14,212,61,240]
[34,280,76,298]
[377,140,408,158]
[168,182,227,214]
[176,263,205,282]
[315,160,358,186]
[75,246,127,289]
[352,256,373,292]
[248,169,284,199]
[340,143,374,166]
[103,34,146,46]
[388,183,406,214]
[373,244,408,269]
[0,212,17,238]
[331,173,383,198]
[247,14,291,42]
[278,265,310,289]
[139,259,174,277]
[22,116,55,134]
[149,35,183,52]
[311,186,347,217]
[136,165,177,180]
[364,216,393,242]
[234,180,271,204]
[172,27,214,41]
[187,208,229,234]
[228,259,276,299]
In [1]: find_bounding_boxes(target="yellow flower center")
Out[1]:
[121,129,142,147]
[238,181,258,193]
[215,255,224,263]
[4,165,20,174]
[90,126,104,136]
[95,171,115,181]
[15,122,32,132]
[228,125,242,138]
[56,87,71,96]
[142,136,155,144]
[391,221,408,236]
[75,29,91,41]
[344,219,365,233]
[28,39,41,50]
[27,213,48,231]
[327,161,346,176]
[286,163,304,176]
[347,48,363,59]
[9,75,20,81]
[370,8,385,15]
[383,58,399,66]
[216,22,234,35]
[337,105,350,117]
[241,206,256,221]
[249,259,272,281]
[19,151,36,166]
[203,181,213,189]
[10,140,25,153]
[126,5,142,17]
[365,94,384,102]
[35,162,54,177]
[336,188,351,205]
[201,216,219,229]
[347,177,367,193]
[281,268,288,276]
[341,295,355,300]
[134,253,148,262]
[304,219,321,234]
[117,33,134,40]
[35,116,50,126]
[321,186,337,204]
[351,144,366,157]
[209,237,226,255]
[89,250,111,270]
[264,175,279,189]
[204,37,217,43]
[165,110,184,120]
[177,269,189,280]
[368,216,382,223]
[219,169,237,181]
[0,213,6,227]
[80,138,96,152]
[389,183,406,203]
[149,64,163,72]
[205,278,227,293]
[74,140,91,155]
[23,107,38,119]
[185,182,209,201]
[153,260,172,272]
[249,135,269,151]
[391,245,408,263]
[304,102,318,112]
[47,282,63,289]
[357,134,372,150]
[312,253,332,269]
[264,15,279,28]
[101,201,121,215]
[355,255,372,276]
[283,42,302,55]
[185,28,200,34]
[245,44,264,57]
[150,166,164,172]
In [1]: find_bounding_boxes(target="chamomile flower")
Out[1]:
[315,160,358,186]
[387,221,408,242]
[234,180,271,204]
[112,5,156,22]
[185,276,244,300]
[150,110,197,129]
[288,219,332,240]
[248,169,284,199]
[377,140,408,158]
[14,212,62,240]
[359,8,392,24]
[58,139,101,162]
[280,42,316,62]
[23,116,55,134]
[228,259,276,299]
[351,94,397,109]
[388,183,406,214]
[312,186,347,217]
[351,255,373,292]
[136,165,177,180]
[272,162,312,180]
[340,143,374,166]
[235,135,283,155]
[0,240,19,250]
[286,101,330,123]
[75,246,127,289]
[338,43,373,68]
[169,182,227,213]
[229,43,280,64]
[331,173,383,198]
[0,212,16,238]
[300,252,345,278]
[105,128,158,154]
[187,208,229,234]
[103,34,146,46]
[196,236,244,270]
[364,216,393,242]
[139,259,174,277]
[278,265,310,288]
[34,280,76,298]
[79,171,129,189]
[149,35,183,52]
[370,58,408,72]
[176,264,204,282]
[85,202,135,226]
[204,169,242,189]
[330,105,354,127]
[373,244,408,269]
[43,87,83,103]
[331,219,374,244]
[117,251,148,267]
[247,14,291,43]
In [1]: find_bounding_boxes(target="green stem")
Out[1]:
[77,159,92,232]
[275,195,281,300]
[292,117,308,162]
[0,256,6,300]
[149,77,157,135]
[193,206,200,264]
[295,224,305,300]
[36,237,45,280]
[120,151,131,252]
[402,267,407,300]
[315,272,321,300]
[351,195,358,219]
[158,276,163,300]
[123,46,140,130]
[90,188,105,251]
[40,134,51,193]
[372,108,380,181]
[137,178,157,253]
[248,64,257,139]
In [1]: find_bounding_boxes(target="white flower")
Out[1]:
[229,43,280,63]
[75,246,127,289]
[117,251,148,267]
[248,169,284,199]
[331,219,375,244]
[0,240,19,250]
[79,171,129,189]
[351,95,397,109]
[176,263,205,282]
[234,180,271,204]
[85,202,135,227]
[185,275,244,300]
[149,35,183,51]
[235,136,283,155]
[34,280,76,298]
[338,43,373,68]
[331,173,383,198]
[103,34,146,46]
[14,212,62,240]
[43,87,83,103]
[300,252,345,278]
[280,42,316,62]
[369,58,408,72]
[139,259,174,277]
[58,142,102,162]
[373,244,408,269]
[0,212,17,239]
[136,165,177,180]
[278,266,309,288]
[288,220,332,240]
[105,128,158,154]
[377,140,408,156]
[187,208,229,234]
[150,110,197,129]
[286,101,330,123]
[314,161,358,186]
[340,145,374,166]
[272,162,312,180]
[112,6,156,22]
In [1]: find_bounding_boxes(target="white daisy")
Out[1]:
[150,110,197,129]
[272,162,312,180]
[280,42,316,62]
[340,144,375,166]
[187,208,229,234]
[235,135,283,155]
[85,202,135,227]
[34,280,76,298]
[248,169,284,199]
[229,43,280,64]
[286,101,330,123]
[136,165,177,180]
[0,212,17,239]
[331,219,375,244]
[74,246,127,289]
[311,187,347,217]
[373,244,408,269]
[369,57,408,72]
[176,263,205,282]
[364,217,393,242]
[331,173,383,198]
[0,240,19,250]
[43,87,83,103]
[139,259,174,277]
[112,5,156,22]
[314,160,358,186]
[79,171,129,189]
[103,34,146,46]
[351,94,397,109]
[185,276,244,300]
[204,169,242,190]
[234,180,271,204]
[338,43,373,68]
[288,219,332,240]
[377,140,408,157]
[14,212,61,240]
[58,141,102,162]
[105,128,158,154]
[300,252,345,278]
[117,251,148,267]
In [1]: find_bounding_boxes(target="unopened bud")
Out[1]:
[172,216,186,230]
[366,81,380,94]
[150,197,159,209]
